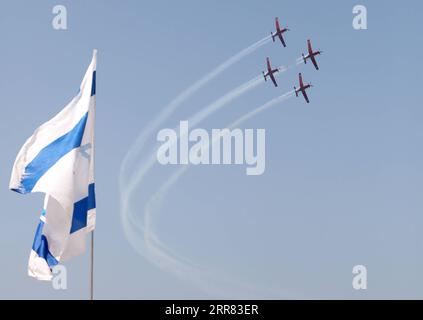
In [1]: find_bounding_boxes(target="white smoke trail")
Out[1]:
[124,74,264,195]
[228,90,296,128]
[144,89,296,248]
[119,74,267,275]
[119,35,272,185]
[136,90,298,297]
[119,74,267,246]
[124,59,298,195]
[120,37,273,256]
[119,38,303,295]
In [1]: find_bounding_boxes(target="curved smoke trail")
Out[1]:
[132,90,298,297]
[120,74,268,256]
[119,35,272,185]
[118,30,303,294]
[228,90,296,128]
[123,74,263,197]
[124,60,299,195]
[120,36,273,258]
[145,90,296,249]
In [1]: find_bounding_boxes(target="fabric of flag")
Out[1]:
[9,50,97,280]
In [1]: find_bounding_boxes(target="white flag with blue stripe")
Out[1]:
[9,50,97,280]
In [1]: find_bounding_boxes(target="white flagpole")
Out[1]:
[90,231,94,300]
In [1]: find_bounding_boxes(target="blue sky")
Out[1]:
[1,0,423,299]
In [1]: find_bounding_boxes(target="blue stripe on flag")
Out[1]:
[70,183,96,234]
[32,218,59,268]
[15,112,89,194]
[91,71,96,96]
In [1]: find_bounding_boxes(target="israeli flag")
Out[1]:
[9,50,97,280]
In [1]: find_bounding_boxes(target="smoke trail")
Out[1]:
[124,74,264,194]
[120,74,271,296]
[120,38,273,262]
[136,90,298,297]
[119,43,302,295]
[119,35,272,185]
[122,160,290,297]
[124,58,298,195]
[228,90,296,128]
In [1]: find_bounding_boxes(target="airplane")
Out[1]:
[294,73,312,103]
[271,17,289,47]
[302,39,322,70]
[262,57,279,87]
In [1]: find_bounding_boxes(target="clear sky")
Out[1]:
[1,0,423,299]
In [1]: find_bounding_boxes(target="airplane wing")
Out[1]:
[278,34,286,47]
[269,73,278,87]
[299,73,304,87]
[275,17,281,32]
[301,90,310,103]
[310,55,319,70]
[307,39,313,55]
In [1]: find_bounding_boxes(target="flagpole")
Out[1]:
[89,231,94,300]
[89,48,97,301]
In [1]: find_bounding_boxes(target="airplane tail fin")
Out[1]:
[271,32,275,42]
[262,71,267,81]
[302,53,307,64]
[294,87,298,96]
